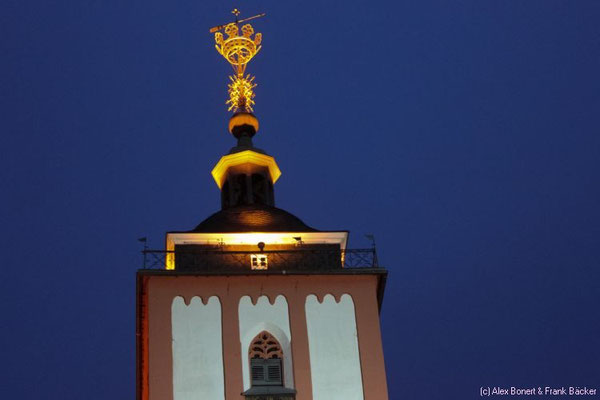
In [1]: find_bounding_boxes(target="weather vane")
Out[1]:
[210,9,265,113]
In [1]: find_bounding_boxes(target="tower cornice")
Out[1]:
[211,150,281,189]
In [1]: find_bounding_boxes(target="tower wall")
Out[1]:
[137,273,388,400]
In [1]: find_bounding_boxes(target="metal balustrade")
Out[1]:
[140,248,379,271]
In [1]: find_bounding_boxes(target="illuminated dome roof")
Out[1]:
[191,204,318,233]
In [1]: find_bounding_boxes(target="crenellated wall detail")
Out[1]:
[305,294,364,400]
[238,295,294,391]
[171,296,225,400]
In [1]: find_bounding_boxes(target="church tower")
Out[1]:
[136,11,389,400]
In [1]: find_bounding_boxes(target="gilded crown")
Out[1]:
[215,23,262,69]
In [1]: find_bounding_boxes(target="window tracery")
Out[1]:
[248,331,283,386]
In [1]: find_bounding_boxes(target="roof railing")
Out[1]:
[140,248,379,271]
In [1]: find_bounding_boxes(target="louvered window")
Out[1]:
[250,358,282,386]
[248,331,284,387]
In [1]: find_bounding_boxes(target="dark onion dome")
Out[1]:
[190,204,318,233]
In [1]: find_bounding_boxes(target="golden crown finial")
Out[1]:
[210,10,265,113]
[215,22,261,71]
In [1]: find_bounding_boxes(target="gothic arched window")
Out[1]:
[249,331,283,386]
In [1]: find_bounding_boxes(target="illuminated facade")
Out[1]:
[136,11,389,400]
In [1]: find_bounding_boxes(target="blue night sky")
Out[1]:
[1,1,599,399]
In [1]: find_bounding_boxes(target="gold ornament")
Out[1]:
[210,11,265,113]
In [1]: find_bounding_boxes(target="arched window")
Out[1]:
[248,331,283,386]
[251,173,267,205]
[234,174,248,205]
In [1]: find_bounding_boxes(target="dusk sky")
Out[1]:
[1,1,599,399]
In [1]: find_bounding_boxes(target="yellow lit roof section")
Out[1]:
[165,231,349,269]
[211,150,281,189]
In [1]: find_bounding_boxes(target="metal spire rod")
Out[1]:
[209,12,266,33]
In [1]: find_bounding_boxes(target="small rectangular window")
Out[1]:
[250,358,282,386]
[267,363,282,382]
[251,254,268,270]
[251,363,265,382]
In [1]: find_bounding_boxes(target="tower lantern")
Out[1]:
[210,10,278,211]
[136,11,390,400]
